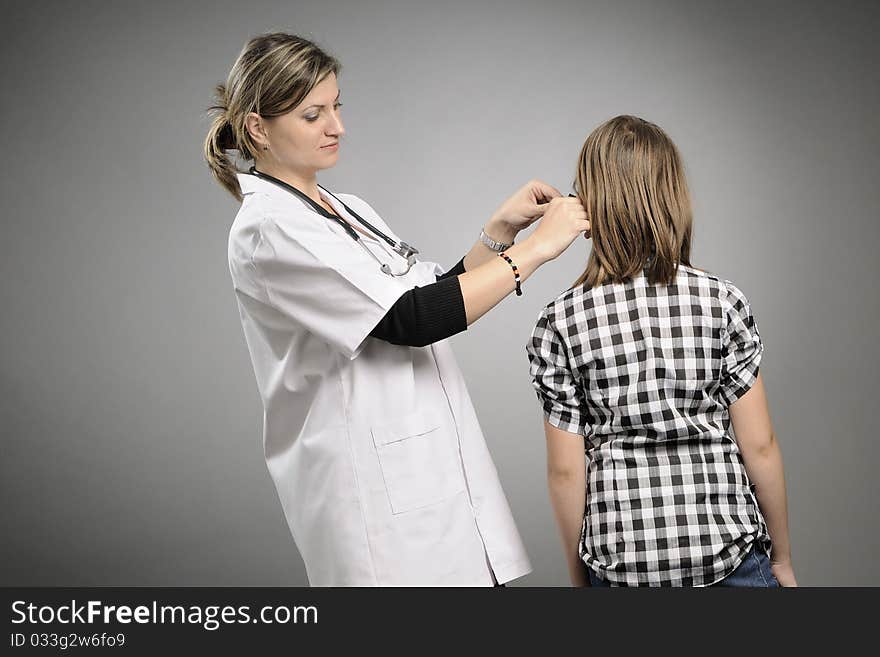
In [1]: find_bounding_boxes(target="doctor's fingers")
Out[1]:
[542,196,588,221]
[535,199,587,236]
[521,180,562,217]
[579,218,592,239]
[528,191,568,221]
[556,204,591,238]
[560,219,592,251]
[528,179,562,204]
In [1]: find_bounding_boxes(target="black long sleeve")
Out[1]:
[436,257,466,281]
[369,258,468,347]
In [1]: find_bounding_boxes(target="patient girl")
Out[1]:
[526,115,796,587]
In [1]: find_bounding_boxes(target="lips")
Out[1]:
[320,142,339,149]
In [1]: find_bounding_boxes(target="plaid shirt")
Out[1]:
[527,264,771,586]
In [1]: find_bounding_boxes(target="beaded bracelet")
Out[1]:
[498,251,522,296]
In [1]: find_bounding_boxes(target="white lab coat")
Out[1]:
[227,172,532,586]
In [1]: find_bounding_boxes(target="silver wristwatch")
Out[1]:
[479,227,513,252]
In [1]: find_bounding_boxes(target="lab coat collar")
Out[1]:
[237,172,338,212]
[237,171,284,197]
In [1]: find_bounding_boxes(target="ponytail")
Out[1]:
[203,84,243,201]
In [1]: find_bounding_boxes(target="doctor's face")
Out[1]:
[256,73,345,175]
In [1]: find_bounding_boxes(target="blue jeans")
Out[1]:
[587,544,780,587]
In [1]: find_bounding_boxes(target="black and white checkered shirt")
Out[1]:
[527,264,772,586]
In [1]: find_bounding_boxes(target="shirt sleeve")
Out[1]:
[369,275,467,347]
[718,280,764,405]
[251,211,410,360]
[526,306,587,435]
[436,257,466,281]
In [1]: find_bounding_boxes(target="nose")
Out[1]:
[327,113,345,138]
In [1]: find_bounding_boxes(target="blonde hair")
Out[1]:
[203,32,340,201]
[572,115,694,289]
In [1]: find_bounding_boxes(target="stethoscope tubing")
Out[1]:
[248,167,414,256]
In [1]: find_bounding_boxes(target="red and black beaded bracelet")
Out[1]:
[498,251,522,296]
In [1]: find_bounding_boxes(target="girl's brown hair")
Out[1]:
[572,115,694,289]
[203,32,340,201]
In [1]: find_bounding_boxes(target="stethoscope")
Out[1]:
[248,166,419,277]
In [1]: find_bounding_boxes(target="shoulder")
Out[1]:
[719,277,748,299]
[695,268,756,327]
[695,261,751,306]
[228,192,327,267]
[677,263,726,287]
[719,278,754,318]
[675,264,739,308]
[228,193,271,257]
[675,265,757,322]
[533,284,597,334]
[228,192,296,246]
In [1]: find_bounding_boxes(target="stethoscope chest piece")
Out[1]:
[395,241,419,260]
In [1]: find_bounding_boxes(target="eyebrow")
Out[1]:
[302,92,341,111]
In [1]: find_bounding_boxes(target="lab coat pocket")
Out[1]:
[371,411,466,514]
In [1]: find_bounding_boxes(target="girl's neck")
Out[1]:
[255,162,321,205]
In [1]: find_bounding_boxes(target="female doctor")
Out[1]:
[204,32,590,586]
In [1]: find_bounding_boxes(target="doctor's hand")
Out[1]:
[525,196,591,263]
[486,179,563,241]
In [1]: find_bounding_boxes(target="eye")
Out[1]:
[304,114,319,122]
[334,101,343,110]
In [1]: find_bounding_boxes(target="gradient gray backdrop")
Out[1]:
[2,0,878,586]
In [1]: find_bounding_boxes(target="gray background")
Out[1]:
[1,0,877,586]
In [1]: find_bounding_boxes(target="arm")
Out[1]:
[729,371,797,586]
[462,178,556,272]
[369,231,552,347]
[436,217,520,279]
[528,308,592,586]
[544,420,590,587]
[369,233,558,346]
[458,196,589,324]
[462,222,518,272]
[436,257,466,281]
[438,181,539,281]
[456,179,589,325]
[369,275,466,347]
[370,192,590,347]
[458,239,550,324]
